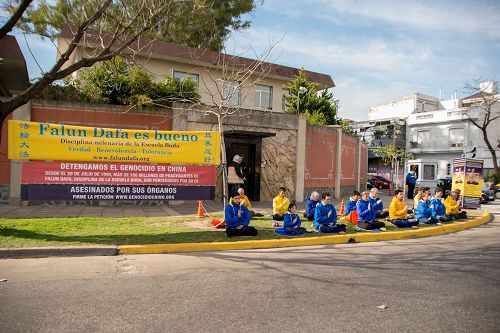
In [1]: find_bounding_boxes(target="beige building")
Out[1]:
[57,26,334,113]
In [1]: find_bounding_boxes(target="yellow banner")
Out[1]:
[8,120,220,165]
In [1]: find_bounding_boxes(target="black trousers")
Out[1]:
[407,184,415,199]
[376,210,389,218]
[357,220,385,230]
[226,226,258,237]
[273,214,285,221]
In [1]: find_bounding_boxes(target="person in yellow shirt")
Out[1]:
[237,187,263,217]
[389,190,419,228]
[272,187,290,226]
[413,187,424,210]
[444,189,467,219]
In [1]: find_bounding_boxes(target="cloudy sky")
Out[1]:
[228,0,500,119]
[8,0,500,120]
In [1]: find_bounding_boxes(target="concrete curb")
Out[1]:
[0,246,118,259]
[118,210,492,255]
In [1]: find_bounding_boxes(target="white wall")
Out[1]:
[368,95,415,120]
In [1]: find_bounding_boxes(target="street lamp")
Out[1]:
[296,86,307,114]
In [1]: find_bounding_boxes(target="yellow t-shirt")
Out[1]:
[413,193,422,209]
[389,197,408,220]
[273,195,290,215]
[240,194,252,210]
[444,196,459,214]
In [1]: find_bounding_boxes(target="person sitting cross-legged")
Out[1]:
[283,202,307,235]
[272,187,290,226]
[314,192,347,234]
[345,190,360,216]
[416,192,440,225]
[237,187,263,217]
[304,191,320,221]
[368,187,389,219]
[444,189,467,219]
[357,191,387,231]
[388,189,419,229]
[430,187,453,222]
[224,193,258,237]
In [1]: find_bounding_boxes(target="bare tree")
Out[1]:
[462,80,500,174]
[0,0,198,141]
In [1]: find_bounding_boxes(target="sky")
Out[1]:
[6,0,500,120]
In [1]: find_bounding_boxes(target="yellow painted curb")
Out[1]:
[118,210,491,255]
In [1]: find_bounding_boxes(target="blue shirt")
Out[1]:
[368,196,384,212]
[314,202,338,230]
[345,198,357,216]
[284,213,302,229]
[416,200,432,220]
[406,172,417,185]
[430,197,446,218]
[305,199,319,216]
[356,198,376,222]
[224,203,250,228]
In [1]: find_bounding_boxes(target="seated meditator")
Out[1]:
[415,191,440,225]
[224,192,258,237]
[413,187,425,211]
[314,192,347,233]
[357,191,387,230]
[444,189,467,219]
[430,187,453,222]
[345,190,360,216]
[283,202,307,235]
[272,187,291,226]
[304,191,320,221]
[237,187,263,217]
[368,187,389,218]
[389,189,419,229]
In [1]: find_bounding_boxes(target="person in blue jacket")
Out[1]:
[284,202,307,235]
[430,188,452,222]
[357,191,387,230]
[406,169,417,199]
[224,192,258,237]
[304,191,320,221]
[345,190,360,216]
[416,192,439,225]
[368,187,389,218]
[314,193,346,233]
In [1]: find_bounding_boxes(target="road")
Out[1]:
[1,202,500,333]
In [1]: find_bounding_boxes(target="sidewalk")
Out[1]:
[0,195,395,218]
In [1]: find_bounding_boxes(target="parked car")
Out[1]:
[367,178,381,190]
[481,189,495,204]
[368,175,391,189]
[494,183,500,200]
[436,177,452,198]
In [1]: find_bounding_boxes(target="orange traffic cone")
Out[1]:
[197,200,204,218]
[339,199,345,215]
[211,218,225,228]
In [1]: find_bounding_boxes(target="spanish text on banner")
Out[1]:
[8,120,221,165]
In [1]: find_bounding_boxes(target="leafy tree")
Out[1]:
[283,68,354,134]
[2,0,257,51]
[71,57,199,106]
[373,144,414,189]
[0,0,258,140]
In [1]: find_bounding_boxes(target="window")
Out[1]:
[173,71,199,85]
[416,130,430,145]
[447,163,452,175]
[423,164,436,180]
[416,114,434,120]
[223,80,241,107]
[255,84,272,109]
[282,88,290,111]
[449,127,465,147]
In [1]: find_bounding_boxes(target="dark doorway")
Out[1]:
[224,130,275,201]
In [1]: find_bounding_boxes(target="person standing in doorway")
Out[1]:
[227,154,246,195]
[406,169,417,199]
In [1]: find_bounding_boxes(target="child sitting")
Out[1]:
[444,189,467,219]
[413,187,425,210]
[389,189,419,228]
[356,191,387,231]
[416,192,440,225]
[283,202,307,235]
[430,188,452,222]
[345,190,360,216]
[272,186,290,227]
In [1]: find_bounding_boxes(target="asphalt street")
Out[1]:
[1,201,499,333]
